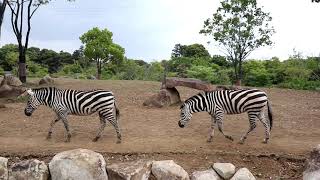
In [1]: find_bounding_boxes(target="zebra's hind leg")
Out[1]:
[216,113,234,141]
[46,117,60,140]
[258,112,270,144]
[207,115,216,143]
[92,116,107,142]
[108,113,121,144]
[61,118,72,142]
[239,112,258,144]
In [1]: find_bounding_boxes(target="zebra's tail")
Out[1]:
[267,100,273,130]
[114,101,120,121]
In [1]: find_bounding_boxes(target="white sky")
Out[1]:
[1,0,320,61]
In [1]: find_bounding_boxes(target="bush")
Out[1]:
[61,63,83,75]
[278,79,320,90]
[187,65,216,83]
[28,61,48,77]
[0,67,3,75]
[243,60,272,87]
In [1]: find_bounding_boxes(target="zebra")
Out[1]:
[21,87,121,143]
[178,89,273,144]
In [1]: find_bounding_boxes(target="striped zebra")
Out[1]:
[22,87,121,143]
[178,89,273,144]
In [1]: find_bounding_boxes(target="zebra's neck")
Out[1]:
[34,87,56,106]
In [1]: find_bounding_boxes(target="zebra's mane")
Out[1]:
[32,87,104,93]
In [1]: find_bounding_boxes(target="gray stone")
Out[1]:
[190,169,221,180]
[230,168,256,180]
[0,157,8,180]
[39,75,54,85]
[143,88,181,108]
[151,160,189,180]
[49,148,108,180]
[9,159,48,180]
[303,144,320,180]
[107,160,152,180]
[164,77,215,92]
[212,163,235,180]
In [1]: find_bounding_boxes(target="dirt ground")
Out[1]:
[0,78,319,179]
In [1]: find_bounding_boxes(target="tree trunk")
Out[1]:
[0,0,6,38]
[18,53,27,83]
[237,59,243,86]
[96,61,101,80]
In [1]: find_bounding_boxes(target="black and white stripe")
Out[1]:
[24,87,121,143]
[178,89,273,144]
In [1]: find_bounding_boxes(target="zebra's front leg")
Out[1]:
[92,117,106,142]
[239,113,257,144]
[216,113,234,141]
[207,115,216,143]
[46,117,60,140]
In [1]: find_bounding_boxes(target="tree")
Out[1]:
[80,27,125,79]
[6,0,50,83]
[171,43,210,58]
[0,0,7,38]
[200,0,275,85]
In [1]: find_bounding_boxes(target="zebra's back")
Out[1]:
[211,89,268,114]
[56,89,115,115]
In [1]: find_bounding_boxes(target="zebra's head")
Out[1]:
[24,89,40,116]
[178,102,193,128]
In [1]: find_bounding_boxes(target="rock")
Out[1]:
[212,163,236,180]
[164,77,214,92]
[151,160,189,180]
[0,157,8,180]
[0,84,26,98]
[49,148,108,180]
[143,87,181,108]
[303,144,320,180]
[230,168,256,180]
[190,169,221,180]
[107,160,152,180]
[39,75,54,85]
[9,159,48,180]
[87,75,96,80]
[0,75,22,87]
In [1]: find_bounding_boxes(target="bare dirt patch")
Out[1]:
[0,78,319,179]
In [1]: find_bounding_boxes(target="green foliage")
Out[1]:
[171,43,210,58]
[144,62,164,81]
[61,63,83,75]
[27,61,48,77]
[0,66,3,75]
[200,0,275,83]
[80,27,125,79]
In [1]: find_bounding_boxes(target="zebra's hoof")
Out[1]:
[207,138,213,143]
[262,139,268,144]
[92,137,99,142]
[226,136,234,141]
[238,140,245,145]
[116,140,121,144]
[46,135,52,140]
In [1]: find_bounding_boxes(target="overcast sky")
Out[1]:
[1,0,320,62]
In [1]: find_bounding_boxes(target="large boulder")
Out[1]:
[143,88,181,108]
[0,84,25,98]
[303,144,320,180]
[212,163,236,180]
[39,75,54,85]
[151,160,189,180]
[190,169,221,180]
[8,159,48,180]
[49,148,108,180]
[0,75,22,87]
[0,157,8,180]
[230,168,256,180]
[164,78,214,92]
[107,160,152,180]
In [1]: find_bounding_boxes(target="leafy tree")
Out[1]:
[211,55,230,67]
[80,27,125,79]
[200,0,275,85]
[0,43,18,70]
[72,46,91,68]
[171,43,210,58]
[27,47,40,62]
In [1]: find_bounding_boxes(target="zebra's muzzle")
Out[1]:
[24,109,32,116]
[178,121,185,128]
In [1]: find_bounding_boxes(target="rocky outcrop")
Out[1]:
[49,148,108,180]
[0,75,25,99]
[303,144,320,180]
[230,168,256,180]
[0,157,8,180]
[143,88,181,108]
[151,160,189,180]
[107,160,152,180]
[212,163,236,180]
[9,159,48,180]
[190,169,221,180]
[0,75,22,87]
[163,78,215,92]
[39,75,54,85]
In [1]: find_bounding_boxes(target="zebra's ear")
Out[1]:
[26,89,34,96]
[180,103,185,110]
